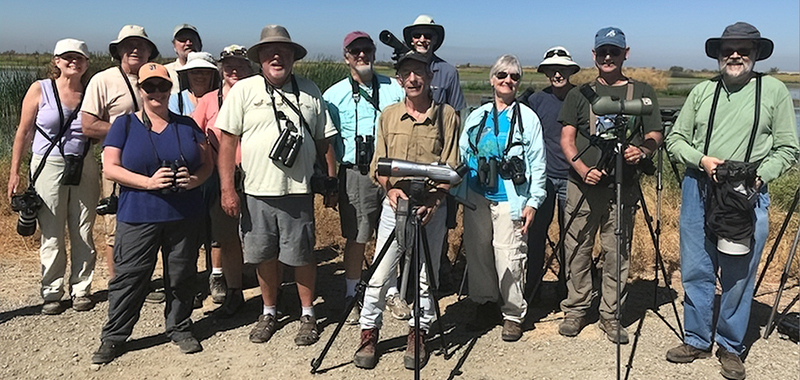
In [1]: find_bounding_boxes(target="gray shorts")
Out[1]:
[338,166,383,244]
[240,194,315,266]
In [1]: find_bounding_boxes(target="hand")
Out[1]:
[418,191,445,225]
[221,189,240,217]
[386,188,408,211]
[582,166,606,185]
[624,145,646,165]
[147,167,174,191]
[700,156,725,181]
[7,173,20,202]
[520,206,535,235]
[323,191,338,209]
[174,166,190,189]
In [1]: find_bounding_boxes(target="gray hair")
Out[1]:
[489,54,522,81]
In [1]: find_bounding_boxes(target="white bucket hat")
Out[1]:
[403,15,445,53]
[109,25,159,61]
[537,46,580,75]
[177,52,217,72]
[54,38,89,58]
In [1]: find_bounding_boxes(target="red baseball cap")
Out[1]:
[343,31,373,49]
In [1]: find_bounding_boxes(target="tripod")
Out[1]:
[763,202,800,339]
[311,180,450,379]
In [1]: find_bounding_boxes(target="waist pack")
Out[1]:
[705,161,759,254]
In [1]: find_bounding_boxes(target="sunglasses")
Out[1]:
[545,49,570,59]
[412,33,433,40]
[221,48,247,59]
[720,46,753,57]
[398,68,427,79]
[141,80,172,94]
[347,46,375,56]
[495,71,521,82]
[596,47,623,57]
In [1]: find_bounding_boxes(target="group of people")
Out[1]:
[7,16,797,380]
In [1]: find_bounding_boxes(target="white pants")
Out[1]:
[360,198,447,331]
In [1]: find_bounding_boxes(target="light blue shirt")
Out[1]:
[456,101,547,220]
[169,90,195,116]
[323,73,404,164]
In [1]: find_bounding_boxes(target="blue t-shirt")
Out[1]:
[527,87,570,179]
[104,113,206,223]
[168,90,195,116]
[466,108,511,201]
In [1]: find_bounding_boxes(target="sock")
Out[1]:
[211,268,223,275]
[345,278,359,298]
[263,305,277,316]
[301,306,315,318]
[386,286,399,297]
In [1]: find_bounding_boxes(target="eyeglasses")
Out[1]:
[141,80,172,94]
[412,33,433,40]
[221,48,247,59]
[595,47,623,57]
[398,68,427,79]
[347,46,375,56]
[720,46,753,57]
[495,71,521,82]
[545,49,570,59]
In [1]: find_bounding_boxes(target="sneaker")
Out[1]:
[468,301,502,331]
[294,315,320,346]
[353,328,379,369]
[92,340,122,364]
[403,327,428,370]
[41,300,65,315]
[212,288,244,319]
[173,337,202,354]
[558,316,586,337]
[501,320,523,342]
[209,273,227,304]
[72,296,94,312]
[598,317,629,344]
[345,296,361,326]
[666,343,712,363]
[386,294,411,320]
[145,289,166,303]
[249,314,278,343]
[716,347,746,380]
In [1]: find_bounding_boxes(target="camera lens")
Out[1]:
[17,210,37,236]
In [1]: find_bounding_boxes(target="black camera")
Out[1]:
[355,135,374,175]
[96,194,118,215]
[160,158,187,194]
[269,119,303,168]
[311,175,339,197]
[10,187,42,236]
[477,157,498,190]
[499,156,527,186]
[715,161,758,185]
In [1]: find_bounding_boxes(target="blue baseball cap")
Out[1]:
[594,27,626,49]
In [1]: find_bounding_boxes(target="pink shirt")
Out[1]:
[192,90,242,164]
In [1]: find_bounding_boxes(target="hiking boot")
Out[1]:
[249,314,278,343]
[353,328,379,369]
[145,289,166,303]
[92,340,123,364]
[501,320,523,342]
[403,327,428,370]
[41,300,65,315]
[717,347,746,380]
[558,316,586,337]
[72,296,94,312]
[386,294,411,320]
[598,317,629,344]
[345,296,361,326]
[173,337,203,354]
[294,315,320,346]
[666,343,712,363]
[212,288,244,319]
[209,273,227,304]
[468,301,502,331]
[193,293,204,309]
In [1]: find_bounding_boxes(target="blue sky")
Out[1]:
[1,0,798,71]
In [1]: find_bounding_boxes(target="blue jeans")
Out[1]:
[680,169,769,356]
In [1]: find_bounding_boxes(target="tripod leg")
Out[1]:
[764,221,800,339]
[755,187,800,295]
[419,218,450,358]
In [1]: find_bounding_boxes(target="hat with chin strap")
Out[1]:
[705,22,773,61]
[403,15,445,53]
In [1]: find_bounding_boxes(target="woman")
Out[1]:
[7,39,99,315]
[92,63,213,364]
[457,54,547,342]
[169,51,219,116]
[192,44,253,316]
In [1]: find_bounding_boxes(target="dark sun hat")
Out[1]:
[705,22,774,61]
[247,25,307,63]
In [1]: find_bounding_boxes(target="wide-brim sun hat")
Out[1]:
[54,38,89,58]
[537,46,580,75]
[109,25,159,61]
[705,21,773,61]
[138,63,171,85]
[177,51,217,72]
[403,15,445,53]
[247,25,307,63]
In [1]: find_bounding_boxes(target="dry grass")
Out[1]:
[571,67,670,91]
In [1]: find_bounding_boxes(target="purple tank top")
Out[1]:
[32,79,86,157]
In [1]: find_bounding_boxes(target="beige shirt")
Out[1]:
[216,74,337,196]
[81,66,141,126]
[164,59,184,94]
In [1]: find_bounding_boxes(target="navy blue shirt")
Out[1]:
[527,87,569,179]
[104,113,206,223]
[430,54,466,112]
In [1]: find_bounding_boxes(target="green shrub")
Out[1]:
[293,58,349,93]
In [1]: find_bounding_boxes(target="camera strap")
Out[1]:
[264,75,314,139]
[350,75,380,139]
[586,80,634,136]
[118,66,139,112]
[702,73,762,162]
[470,102,522,157]
[30,79,85,185]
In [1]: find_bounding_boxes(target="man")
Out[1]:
[215,25,336,347]
[81,25,159,283]
[354,52,460,370]
[525,46,580,302]
[665,22,798,380]
[164,24,202,94]
[322,31,405,325]
[558,27,663,344]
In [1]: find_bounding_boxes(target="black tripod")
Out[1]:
[311,180,450,379]
[762,192,800,339]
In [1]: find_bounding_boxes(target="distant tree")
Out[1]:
[768,67,780,74]
[669,66,684,73]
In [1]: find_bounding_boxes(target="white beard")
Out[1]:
[354,63,374,78]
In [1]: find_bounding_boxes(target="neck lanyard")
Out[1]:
[264,75,313,137]
[703,74,762,162]
[142,110,185,165]
[118,66,139,112]
[470,102,523,156]
[350,74,380,138]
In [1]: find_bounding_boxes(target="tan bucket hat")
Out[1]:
[403,15,445,53]
[247,25,307,63]
[109,25,159,61]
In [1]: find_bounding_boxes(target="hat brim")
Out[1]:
[56,50,89,59]
[403,24,444,53]
[177,60,218,72]
[537,59,580,75]
[109,36,159,62]
[247,40,307,63]
[705,37,774,61]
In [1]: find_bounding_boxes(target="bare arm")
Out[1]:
[561,124,604,185]
[218,130,239,217]
[175,139,213,191]
[7,83,41,200]
[81,111,111,140]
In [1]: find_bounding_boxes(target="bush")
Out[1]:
[293,58,349,93]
